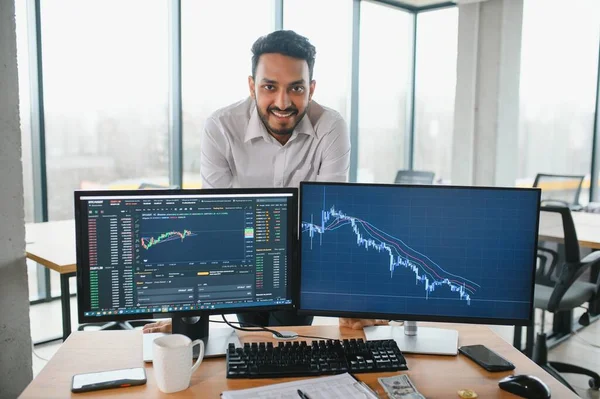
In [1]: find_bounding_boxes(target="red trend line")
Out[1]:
[355,219,477,293]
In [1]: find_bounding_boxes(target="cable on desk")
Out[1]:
[211,316,337,341]
[213,315,286,338]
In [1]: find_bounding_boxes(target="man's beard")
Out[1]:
[256,102,308,136]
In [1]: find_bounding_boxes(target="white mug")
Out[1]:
[152,334,205,393]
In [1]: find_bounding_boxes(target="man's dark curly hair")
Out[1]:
[251,30,316,80]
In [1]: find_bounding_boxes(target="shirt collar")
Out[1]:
[244,101,317,143]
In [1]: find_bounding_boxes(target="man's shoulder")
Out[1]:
[207,97,254,128]
[308,101,347,135]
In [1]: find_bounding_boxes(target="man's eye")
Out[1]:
[291,86,305,93]
[264,85,275,91]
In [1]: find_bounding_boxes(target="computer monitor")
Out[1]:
[299,182,541,355]
[75,188,298,357]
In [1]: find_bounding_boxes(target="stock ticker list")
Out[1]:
[84,195,289,316]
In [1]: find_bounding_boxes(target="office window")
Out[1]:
[358,2,412,183]
[284,0,353,122]
[41,0,169,221]
[181,0,275,187]
[518,0,600,203]
[16,0,42,301]
[413,8,458,184]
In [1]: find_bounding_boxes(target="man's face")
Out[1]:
[249,53,316,138]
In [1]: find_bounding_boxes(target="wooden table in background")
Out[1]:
[538,210,600,249]
[25,220,77,342]
[20,324,577,398]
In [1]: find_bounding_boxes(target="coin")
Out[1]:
[457,389,478,398]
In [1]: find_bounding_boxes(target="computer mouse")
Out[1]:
[498,374,551,399]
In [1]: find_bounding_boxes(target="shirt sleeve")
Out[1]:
[200,117,233,188]
[316,117,351,183]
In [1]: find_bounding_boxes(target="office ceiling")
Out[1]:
[390,0,454,5]
[382,0,488,8]
[375,0,459,12]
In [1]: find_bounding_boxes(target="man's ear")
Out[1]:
[248,76,256,99]
[309,80,316,101]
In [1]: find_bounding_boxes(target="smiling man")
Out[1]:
[200,30,350,189]
[143,31,386,333]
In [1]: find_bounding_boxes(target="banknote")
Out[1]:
[378,374,425,399]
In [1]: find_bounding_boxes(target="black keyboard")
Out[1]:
[226,338,407,379]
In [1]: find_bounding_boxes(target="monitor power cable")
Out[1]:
[213,315,335,341]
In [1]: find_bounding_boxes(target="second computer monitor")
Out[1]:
[299,182,540,326]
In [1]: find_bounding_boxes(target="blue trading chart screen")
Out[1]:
[299,183,540,323]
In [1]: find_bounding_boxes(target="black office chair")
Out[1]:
[531,204,600,392]
[533,174,585,211]
[394,170,435,185]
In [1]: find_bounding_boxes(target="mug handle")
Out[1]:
[190,339,205,374]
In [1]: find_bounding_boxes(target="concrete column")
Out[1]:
[451,0,523,187]
[0,0,33,397]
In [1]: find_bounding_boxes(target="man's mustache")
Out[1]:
[268,106,298,113]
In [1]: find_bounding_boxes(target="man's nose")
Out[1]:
[274,90,292,110]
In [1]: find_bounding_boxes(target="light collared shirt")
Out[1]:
[200,97,350,188]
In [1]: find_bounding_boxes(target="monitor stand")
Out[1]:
[142,315,241,362]
[363,321,458,356]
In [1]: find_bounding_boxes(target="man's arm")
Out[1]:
[316,117,351,183]
[200,117,233,188]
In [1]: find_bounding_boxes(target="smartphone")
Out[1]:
[458,344,515,372]
[71,367,147,393]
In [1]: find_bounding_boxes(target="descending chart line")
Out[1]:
[302,198,481,305]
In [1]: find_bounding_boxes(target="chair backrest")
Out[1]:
[394,170,435,185]
[539,204,580,263]
[535,246,560,286]
[533,173,585,206]
[538,204,593,312]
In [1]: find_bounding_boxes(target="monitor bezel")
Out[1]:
[297,181,541,327]
[75,187,299,324]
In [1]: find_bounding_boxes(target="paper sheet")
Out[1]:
[221,372,378,399]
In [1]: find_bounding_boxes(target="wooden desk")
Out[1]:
[20,324,577,398]
[26,220,77,341]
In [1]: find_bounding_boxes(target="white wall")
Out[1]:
[0,0,33,396]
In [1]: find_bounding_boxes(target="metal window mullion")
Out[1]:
[405,12,417,170]
[27,0,50,299]
[590,38,600,202]
[169,0,183,188]
[275,0,283,30]
[28,0,48,223]
[349,0,361,183]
